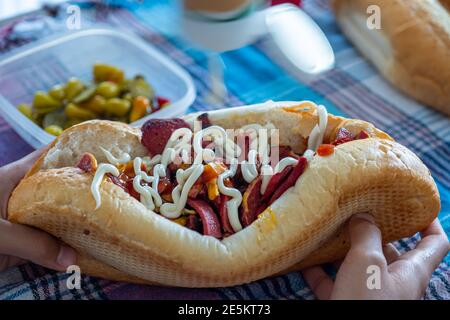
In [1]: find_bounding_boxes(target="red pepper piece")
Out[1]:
[219,194,234,234]
[240,177,265,227]
[157,176,172,194]
[156,96,170,108]
[268,157,308,206]
[187,198,222,238]
[317,144,335,157]
[77,153,97,173]
[332,127,354,146]
[261,165,293,202]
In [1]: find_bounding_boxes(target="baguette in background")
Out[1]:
[333,0,450,116]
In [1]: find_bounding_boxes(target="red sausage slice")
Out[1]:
[240,177,265,227]
[268,157,308,206]
[261,165,293,202]
[141,118,190,156]
[187,198,222,239]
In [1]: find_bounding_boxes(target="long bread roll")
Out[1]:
[333,0,450,116]
[8,101,440,287]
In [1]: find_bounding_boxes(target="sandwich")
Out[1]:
[8,101,440,287]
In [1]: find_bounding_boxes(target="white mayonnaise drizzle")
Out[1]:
[90,104,329,232]
[307,105,328,152]
[260,157,299,194]
[91,163,120,209]
[160,164,204,218]
[159,125,240,219]
[241,149,258,183]
[133,157,163,211]
[100,147,130,165]
[239,124,264,184]
[217,158,242,232]
[133,174,161,211]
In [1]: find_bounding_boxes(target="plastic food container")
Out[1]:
[0,28,196,148]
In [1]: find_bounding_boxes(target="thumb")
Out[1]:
[346,213,386,267]
[0,220,77,271]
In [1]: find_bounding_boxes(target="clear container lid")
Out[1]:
[0,28,196,148]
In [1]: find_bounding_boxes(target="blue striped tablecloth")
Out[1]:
[0,0,448,300]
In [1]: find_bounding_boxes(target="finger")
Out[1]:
[302,266,334,300]
[389,219,449,289]
[347,214,386,266]
[0,220,77,271]
[383,243,401,264]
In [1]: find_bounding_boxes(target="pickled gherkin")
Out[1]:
[72,85,97,104]
[65,78,85,101]
[33,91,61,110]
[124,75,154,99]
[81,95,106,114]
[48,84,66,101]
[45,125,63,136]
[96,81,120,99]
[105,98,131,117]
[93,63,125,84]
[65,103,96,120]
[16,63,169,131]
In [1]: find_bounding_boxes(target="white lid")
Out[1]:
[265,4,335,74]
[180,3,334,74]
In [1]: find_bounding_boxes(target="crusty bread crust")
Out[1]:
[333,0,450,116]
[8,101,440,287]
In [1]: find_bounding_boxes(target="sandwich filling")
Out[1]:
[77,104,370,239]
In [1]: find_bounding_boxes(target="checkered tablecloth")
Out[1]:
[0,0,449,300]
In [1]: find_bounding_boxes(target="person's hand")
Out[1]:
[302,214,450,300]
[0,149,77,272]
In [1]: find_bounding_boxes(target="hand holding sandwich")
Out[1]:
[0,149,77,272]
[303,214,449,300]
